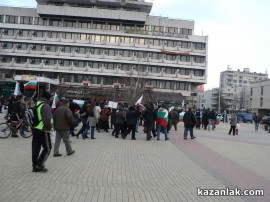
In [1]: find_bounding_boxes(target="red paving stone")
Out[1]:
[170,130,270,202]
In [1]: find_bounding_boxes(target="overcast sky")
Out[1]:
[1,0,270,90]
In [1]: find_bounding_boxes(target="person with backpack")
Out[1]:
[169,108,179,131]
[53,99,75,157]
[32,91,53,173]
[82,102,99,139]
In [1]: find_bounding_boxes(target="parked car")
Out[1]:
[260,116,269,125]
[237,113,253,123]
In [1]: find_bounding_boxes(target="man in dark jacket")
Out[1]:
[53,99,75,157]
[183,108,197,139]
[143,103,157,141]
[32,91,53,173]
[208,109,216,131]
[126,106,139,140]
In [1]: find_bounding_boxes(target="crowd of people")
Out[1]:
[4,91,269,173]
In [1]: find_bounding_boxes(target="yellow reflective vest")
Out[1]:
[33,101,53,131]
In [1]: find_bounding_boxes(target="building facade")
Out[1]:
[197,88,219,110]
[0,0,208,102]
[219,68,268,111]
[251,79,270,116]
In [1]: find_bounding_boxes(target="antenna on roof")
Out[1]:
[227,64,231,70]
[265,68,268,74]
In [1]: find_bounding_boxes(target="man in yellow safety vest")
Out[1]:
[32,91,53,173]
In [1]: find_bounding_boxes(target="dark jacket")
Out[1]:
[183,110,197,128]
[126,109,139,125]
[53,105,75,131]
[115,110,125,125]
[202,111,209,122]
[208,111,216,120]
[40,98,53,131]
[143,108,156,125]
[253,115,260,123]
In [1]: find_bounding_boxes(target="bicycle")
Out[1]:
[0,114,32,139]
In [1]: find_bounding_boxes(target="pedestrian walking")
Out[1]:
[169,108,179,131]
[53,99,75,157]
[76,101,89,138]
[202,109,209,130]
[208,109,216,131]
[156,105,169,141]
[183,108,197,139]
[126,106,139,140]
[98,105,111,132]
[32,91,53,173]
[114,107,126,139]
[83,102,99,139]
[142,103,156,141]
[228,112,237,136]
[195,108,201,129]
[253,113,260,131]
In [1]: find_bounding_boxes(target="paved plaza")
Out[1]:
[0,112,270,201]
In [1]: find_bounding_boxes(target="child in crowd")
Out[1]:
[236,122,240,135]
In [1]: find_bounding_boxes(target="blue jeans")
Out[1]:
[184,127,194,139]
[255,122,259,131]
[156,124,168,139]
[83,126,95,138]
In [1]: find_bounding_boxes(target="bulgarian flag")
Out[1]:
[51,93,60,111]
[156,109,169,127]
[24,80,38,90]
[14,82,21,96]
[135,95,143,105]
[73,99,85,109]
[179,112,185,122]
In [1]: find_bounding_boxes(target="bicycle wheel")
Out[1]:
[0,122,11,138]
[20,122,32,138]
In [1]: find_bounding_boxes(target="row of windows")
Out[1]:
[12,70,190,90]
[1,42,205,63]
[0,15,193,35]
[1,29,205,50]
[1,56,204,76]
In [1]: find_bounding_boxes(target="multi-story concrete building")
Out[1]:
[0,0,208,102]
[197,88,219,110]
[219,68,268,111]
[250,79,270,116]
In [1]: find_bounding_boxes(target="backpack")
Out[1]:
[25,101,45,128]
[171,111,178,119]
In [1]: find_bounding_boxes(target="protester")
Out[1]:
[142,103,156,141]
[114,107,126,139]
[183,108,197,139]
[126,106,139,140]
[98,105,111,132]
[202,109,209,130]
[195,108,201,129]
[169,108,179,131]
[53,99,75,157]
[76,101,89,138]
[32,91,53,173]
[83,102,99,139]
[156,105,169,141]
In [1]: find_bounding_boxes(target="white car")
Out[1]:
[217,114,223,121]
